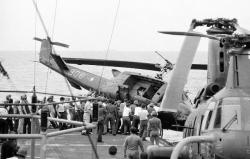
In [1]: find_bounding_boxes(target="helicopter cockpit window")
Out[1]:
[214,107,222,128]
[201,102,216,130]
[221,104,241,130]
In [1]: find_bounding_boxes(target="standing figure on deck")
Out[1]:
[97,102,106,142]
[124,127,144,159]
[138,104,148,141]
[147,111,162,145]
[105,99,118,135]
[21,95,31,134]
[132,101,141,132]
[122,102,131,135]
[56,97,67,130]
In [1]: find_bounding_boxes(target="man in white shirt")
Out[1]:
[122,103,131,135]
[138,104,148,141]
[132,101,141,132]
[0,106,8,140]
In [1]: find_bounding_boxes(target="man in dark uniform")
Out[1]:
[21,95,31,134]
[1,132,19,159]
[97,102,106,142]
[105,99,118,135]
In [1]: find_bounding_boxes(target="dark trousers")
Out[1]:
[58,112,67,130]
[23,118,31,134]
[0,119,8,134]
[132,115,140,130]
[105,114,116,135]
[139,120,148,139]
[97,120,104,142]
[123,116,131,134]
[13,119,19,133]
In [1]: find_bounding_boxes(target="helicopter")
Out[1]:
[147,18,250,159]
[31,1,207,129]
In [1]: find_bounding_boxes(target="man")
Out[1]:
[47,96,58,128]
[5,95,14,131]
[132,101,141,132]
[1,132,19,159]
[7,147,27,159]
[56,97,67,130]
[21,95,31,134]
[0,105,8,138]
[105,99,118,135]
[124,127,144,159]
[122,102,131,135]
[138,104,148,141]
[97,102,106,142]
[147,111,162,145]
[82,99,93,134]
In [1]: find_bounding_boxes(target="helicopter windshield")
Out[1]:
[221,98,241,130]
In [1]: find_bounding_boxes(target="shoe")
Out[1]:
[97,140,103,143]
[113,134,116,136]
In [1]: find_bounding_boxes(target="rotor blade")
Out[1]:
[159,31,219,41]
[234,23,250,35]
[160,28,201,112]
[63,58,162,71]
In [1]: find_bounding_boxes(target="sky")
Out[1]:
[1,0,250,52]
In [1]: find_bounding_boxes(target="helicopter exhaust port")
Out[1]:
[204,83,221,99]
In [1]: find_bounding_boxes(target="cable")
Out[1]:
[97,0,121,93]
[33,0,37,87]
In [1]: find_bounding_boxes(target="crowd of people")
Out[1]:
[0,93,163,159]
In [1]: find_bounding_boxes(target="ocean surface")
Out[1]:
[0,50,207,102]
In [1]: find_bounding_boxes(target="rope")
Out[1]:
[44,0,58,98]
[97,0,121,93]
[51,0,58,40]
[33,0,37,87]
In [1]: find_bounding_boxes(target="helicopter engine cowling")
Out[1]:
[204,83,221,99]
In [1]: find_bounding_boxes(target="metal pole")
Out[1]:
[170,135,217,159]
[40,132,47,159]
[31,115,36,159]
[89,122,98,159]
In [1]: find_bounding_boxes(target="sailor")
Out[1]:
[82,98,93,134]
[132,100,141,132]
[21,95,31,134]
[123,127,144,159]
[47,96,58,128]
[56,97,67,130]
[147,111,162,145]
[0,105,8,141]
[13,100,20,133]
[138,104,148,141]
[122,101,131,135]
[115,100,122,133]
[105,99,118,135]
[5,95,14,131]
[97,101,106,142]
[1,131,19,159]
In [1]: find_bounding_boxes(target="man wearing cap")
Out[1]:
[147,111,162,145]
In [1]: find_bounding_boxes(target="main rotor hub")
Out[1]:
[192,18,237,35]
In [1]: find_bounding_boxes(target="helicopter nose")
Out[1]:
[220,131,250,159]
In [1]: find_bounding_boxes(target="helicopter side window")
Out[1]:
[201,102,216,130]
[214,107,222,128]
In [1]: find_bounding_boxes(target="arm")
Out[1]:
[159,120,162,137]
[139,139,144,152]
[124,138,128,158]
